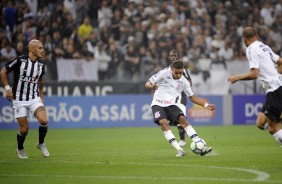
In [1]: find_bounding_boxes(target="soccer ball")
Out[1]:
[190,138,207,155]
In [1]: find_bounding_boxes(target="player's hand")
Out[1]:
[6,89,13,101]
[152,85,158,90]
[228,75,237,83]
[207,104,216,111]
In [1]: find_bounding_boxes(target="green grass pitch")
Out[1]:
[0,125,281,184]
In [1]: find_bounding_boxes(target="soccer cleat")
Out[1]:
[176,149,186,157]
[200,146,212,156]
[179,140,187,146]
[16,149,28,159]
[37,143,50,157]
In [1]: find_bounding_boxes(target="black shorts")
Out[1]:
[151,105,185,126]
[261,103,266,113]
[265,86,282,122]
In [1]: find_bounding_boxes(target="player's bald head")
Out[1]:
[28,39,42,51]
[242,27,257,39]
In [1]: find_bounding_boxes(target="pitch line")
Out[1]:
[0,173,279,183]
[0,160,273,182]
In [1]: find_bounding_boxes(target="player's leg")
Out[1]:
[267,120,282,146]
[256,112,268,130]
[159,119,186,156]
[177,115,198,140]
[13,100,29,158]
[152,105,185,156]
[178,115,212,155]
[264,87,282,147]
[175,104,187,146]
[177,124,186,146]
[31,99,50,157]
[16,117,29,158]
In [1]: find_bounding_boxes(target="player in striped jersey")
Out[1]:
[168,49,192,146]
[0,39,50,158]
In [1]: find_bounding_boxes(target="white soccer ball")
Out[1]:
[190,138,207,155]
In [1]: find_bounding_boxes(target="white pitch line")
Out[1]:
[0,161,274,183]
[0,173,280,183]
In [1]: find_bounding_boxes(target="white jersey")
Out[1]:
[246,40,282,93]
[148,68,193,107]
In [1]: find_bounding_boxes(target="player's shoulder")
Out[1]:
[17,55,29,62]
[159,67,170,75]
[180,75,190,85]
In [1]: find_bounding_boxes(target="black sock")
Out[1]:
[177,125,186,140]
[39,125,48,144]
[17,132,27,150]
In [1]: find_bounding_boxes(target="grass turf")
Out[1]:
[0,125,281,184]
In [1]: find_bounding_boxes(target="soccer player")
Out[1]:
[145,60,215,156]
[0,39,50,158]
[168,49,193,146]
[228,27,282,147]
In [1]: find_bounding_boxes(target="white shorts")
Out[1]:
[12,97,44,118]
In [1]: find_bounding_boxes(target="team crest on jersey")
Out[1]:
[154,111,160,118]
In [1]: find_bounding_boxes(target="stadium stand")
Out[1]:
[0,0,281,94]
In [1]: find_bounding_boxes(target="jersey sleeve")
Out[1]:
[148,69,166,85]
[183,79,193,97]
[5,57,20,73]
[270,50,280,63]
[247,47,259,69]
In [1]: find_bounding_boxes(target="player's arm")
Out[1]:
[276,57,282,74]
[228,68,259,84]
[38,76,44,103]
[189,95,216,111]
[145,80,158,90]
[0,67,13,101]
[145,70,165,90]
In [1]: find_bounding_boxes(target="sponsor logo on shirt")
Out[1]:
[156,99,173,104]
[20,76,37,83]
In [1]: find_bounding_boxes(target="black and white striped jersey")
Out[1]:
[5,55,45,101]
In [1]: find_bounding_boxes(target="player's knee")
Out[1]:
[39,120,48,126]
[256,121,264,130]
[20,128,29,135]
[159,119,169,126]
[178,115,188,126]
[267,122,280,134]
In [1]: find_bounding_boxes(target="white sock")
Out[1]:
[273,129,282,146]
[264,123,268,130]
[184,125,198,140]
[164,130,182,151]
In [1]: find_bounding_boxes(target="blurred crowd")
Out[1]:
[1,0,282,82]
